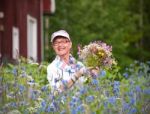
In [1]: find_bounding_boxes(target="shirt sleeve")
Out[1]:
[47,64,61,91]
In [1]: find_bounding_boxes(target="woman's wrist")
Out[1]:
[71,73,79,83]
[70,67,87,84]
[71,75,76,83]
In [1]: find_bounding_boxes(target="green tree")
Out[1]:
[44,0,150,68]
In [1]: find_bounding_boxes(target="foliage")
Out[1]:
[0,57,150,114]
[44,0,150,68]
[0,57,49,113]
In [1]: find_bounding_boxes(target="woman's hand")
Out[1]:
[87,67,100,77]
[75,67,87,78]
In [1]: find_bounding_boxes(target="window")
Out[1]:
[27,15,37,61]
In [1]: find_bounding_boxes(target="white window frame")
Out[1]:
[50,0,56,14]
[27,15,37,61]
[12,27,19,59]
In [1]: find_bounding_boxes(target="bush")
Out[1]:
[0,58,150,114]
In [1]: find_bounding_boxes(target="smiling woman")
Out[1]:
[52,37,72,57]
[47,30,87,93]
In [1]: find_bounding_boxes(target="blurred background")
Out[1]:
[0,0,150,68]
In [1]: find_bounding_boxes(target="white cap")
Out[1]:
[51,30,70,42]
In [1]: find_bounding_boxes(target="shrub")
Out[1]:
[0,58,149,114]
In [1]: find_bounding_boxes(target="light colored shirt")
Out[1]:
[47,55,85,92]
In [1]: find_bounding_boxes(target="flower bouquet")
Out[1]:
[78,41,117,70]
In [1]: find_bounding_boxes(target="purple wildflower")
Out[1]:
[76,104,85,113]
[135,86,141,92]
[12,68,17,76]
[41,85,48,91]
[86,95,94,103]
[99,70,106,77]
[108,96,116,105]
[41,100,47,111]
[123,72,128,78]
[91,79,99,85]
[143,89,150,94]
[123,102,130,111]
[129,107,137,114]
[60,110,66,114]
[19,85,25,93]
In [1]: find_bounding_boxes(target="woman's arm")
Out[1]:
[59,67,85,91]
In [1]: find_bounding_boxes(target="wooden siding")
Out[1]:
[43,0,51,14]
[0,0,42,63]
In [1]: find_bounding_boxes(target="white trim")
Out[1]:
[50,0,56,13]
[27,15,37,61]
[12,27,19,59]
[0,12,4,18]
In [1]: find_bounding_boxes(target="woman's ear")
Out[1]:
[69,41,72,49]
[70,42,72,47]
[51,43,54,49]
[69,42,73,54]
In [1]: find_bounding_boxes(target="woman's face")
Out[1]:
[52,37,72,57]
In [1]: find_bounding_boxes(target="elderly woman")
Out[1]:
[47,30,87,93]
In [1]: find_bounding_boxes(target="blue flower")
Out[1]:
[0,77,2,82]
[113,81,120,96]
[105,90,110,97]
[21,72,27,77]
[46,105,53,112]
[143,89,150,94]
[99,70,106,77]
[41,100,47,111]
[114,81,120,86]
[69,96,81,109]
[76,104,85,113]
[79,87,87,95]
[108,96,116,105]
[103,101,108,108]
[41,85,47,91]
[51,101,59,111]
[12,68,17,76]
[135,86,141,92]
[61,96,67,104]
[48,93,55,100]
[128,91,134,97]
[129,80,134,85]
[71,108,77,114]
[60,110,66,114]
[123,102,130,111]
[10,102,17,107]
[91,79,99,85]
[129,98,135,105]
[46,101,59,112]
[19,85,26,93]
[86,95,94,103]
[41,101,46,107]
[72,96,80,103]
[69,101,76,108]
[123,72,128,78]
[128,107,137,114]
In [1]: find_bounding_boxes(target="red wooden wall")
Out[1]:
[0,0,43,63]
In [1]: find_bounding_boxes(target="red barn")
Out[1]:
[0,0,55,63]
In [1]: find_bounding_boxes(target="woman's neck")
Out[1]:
[59,54,70,64]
